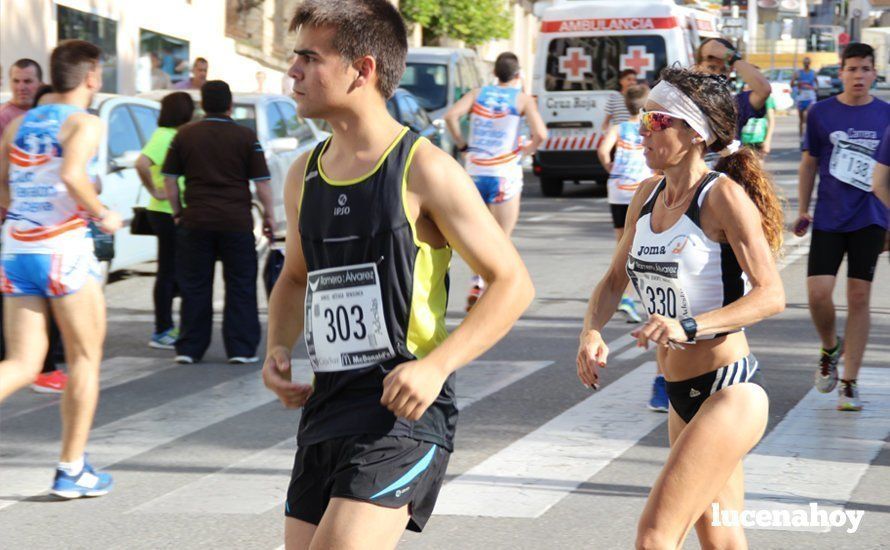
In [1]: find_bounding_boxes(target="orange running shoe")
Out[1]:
[31,369,68,394]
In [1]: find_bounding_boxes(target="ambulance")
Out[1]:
[531,0,720,197]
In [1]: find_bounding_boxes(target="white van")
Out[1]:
[531,0,720,196]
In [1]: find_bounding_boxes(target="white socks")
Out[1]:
[58,456,85,476]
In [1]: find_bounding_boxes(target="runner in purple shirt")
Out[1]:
[872,125,890,207]
[794,42,890,412]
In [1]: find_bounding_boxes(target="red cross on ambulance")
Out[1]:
[558,47,592,82]
[620,46,655,77]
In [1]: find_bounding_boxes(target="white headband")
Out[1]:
[647,80,715,145]
[647,80,741,157]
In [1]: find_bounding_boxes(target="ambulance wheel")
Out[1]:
[541,178,564,197]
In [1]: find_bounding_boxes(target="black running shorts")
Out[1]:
[285,435,450,532]
[807,225,886,282]
[610,203,630,229]
[665,354,767,423]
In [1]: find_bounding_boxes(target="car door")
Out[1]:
[403,93,438,143]
[98,99,159,271]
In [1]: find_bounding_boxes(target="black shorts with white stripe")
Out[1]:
[664,354,767,423]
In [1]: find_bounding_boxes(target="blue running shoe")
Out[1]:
[51,458,113,499]
[648,376,669,413]
[618,295,642,324]
[149,327,179,350]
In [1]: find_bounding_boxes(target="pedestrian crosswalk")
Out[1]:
[1,338,888,547]
[744,366,890,532]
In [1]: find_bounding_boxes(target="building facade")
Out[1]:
[1,0,541,97]
[0,0,298,96]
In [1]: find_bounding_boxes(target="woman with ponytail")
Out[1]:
[576,67,785,549]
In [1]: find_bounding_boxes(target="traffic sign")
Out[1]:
[723,26,745,38]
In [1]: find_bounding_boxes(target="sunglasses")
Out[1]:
[640,111,685,133]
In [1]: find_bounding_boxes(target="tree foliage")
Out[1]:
[400,0,514,46]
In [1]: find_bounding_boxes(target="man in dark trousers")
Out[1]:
[162,80,275,364]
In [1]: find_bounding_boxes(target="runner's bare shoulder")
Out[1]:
[58,111,103,146]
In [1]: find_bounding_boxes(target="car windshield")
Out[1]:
[818,66,839,77]
[400,63,448,111]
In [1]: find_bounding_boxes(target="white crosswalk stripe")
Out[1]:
[434,361,665,518]
[130,361,553,516]
[0,368,283,511]
[744,367,890,532]
[0,356,177,422]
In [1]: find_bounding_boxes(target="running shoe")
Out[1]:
[149,327,179,350]
[648,375,669,412]
[618,295,642,324]
[837,379,862,411]
[466,285,484,312]
[814,336,843,393]
[31,370,67,394]
[51,458,113,499]
[174,355,195,365]
[228,356,259,365]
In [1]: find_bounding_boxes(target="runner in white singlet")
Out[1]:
[578,68,785,549]
[0,40,121,499]
[445,52,547,311]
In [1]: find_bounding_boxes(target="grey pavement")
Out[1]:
[1,114,888,549]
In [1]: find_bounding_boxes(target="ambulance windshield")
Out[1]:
[544,36,667,92]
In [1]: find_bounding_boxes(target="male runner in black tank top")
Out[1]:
[261,2,535,548]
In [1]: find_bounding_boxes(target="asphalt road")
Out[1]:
[1,114,888,550]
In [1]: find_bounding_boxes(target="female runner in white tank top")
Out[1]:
[576,68,786,549]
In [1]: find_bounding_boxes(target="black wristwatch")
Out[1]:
[726,49,743,68]
[680,317,698,342]
[459,143,469,153]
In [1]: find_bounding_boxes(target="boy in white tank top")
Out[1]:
[0,40,122,499]
[445,53,548,311]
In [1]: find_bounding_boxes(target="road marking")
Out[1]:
[606,333,637,355]
[0,356,175,422]
[0,365,310,511]
[131,361,553,515]
[562,205,590,212]
[106,312,269,323]
[613,344,651,363]
[433,362,666,518]
[527,214,552,222]
[744,366,890,532]
[777,234,810,270]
